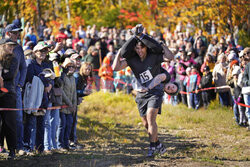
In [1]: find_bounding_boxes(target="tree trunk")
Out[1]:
[36,0,41,25]
[65,0,71,23]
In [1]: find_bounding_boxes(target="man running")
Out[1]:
[112,24,178,157]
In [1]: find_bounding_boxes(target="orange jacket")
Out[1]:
[98,65,113,80]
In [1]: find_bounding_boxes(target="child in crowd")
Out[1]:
[124,66,133,94]
[199,66,213,109]
[187,65,201,110]
[98,57,113,92]
[113,70,125,93]
[184,67,192,108]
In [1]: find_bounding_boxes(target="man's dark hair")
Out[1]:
[136,41,146,48]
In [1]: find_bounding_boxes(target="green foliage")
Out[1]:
[238,29,250,47]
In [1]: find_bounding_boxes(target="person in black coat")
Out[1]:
[0,39,19,159]
[199,66,213,109]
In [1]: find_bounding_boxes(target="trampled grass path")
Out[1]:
[0,92,249,166]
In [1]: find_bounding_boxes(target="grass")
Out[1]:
[78,92,250,162]
[1,91,249,166]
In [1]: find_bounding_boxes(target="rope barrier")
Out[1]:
[0,105,69,111]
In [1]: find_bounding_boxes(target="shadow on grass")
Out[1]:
[0,116,205,167]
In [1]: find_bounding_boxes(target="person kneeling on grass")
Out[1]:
[112,24,179,157]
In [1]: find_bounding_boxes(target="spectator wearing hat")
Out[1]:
[61,48,77,64]
[43,51,62,154]
[58,58,77,150]
[23,42,52,153]
[44,52,62,152]
[55,26,67,45]
[4,23,27,155]
[213,54,230,106]
[199,66,213,109]
[0,38,18,159]
[227,50,238,63]
[71,53,81,71]
[65,38,73,50]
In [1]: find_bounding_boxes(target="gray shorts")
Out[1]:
[135,91,163,117]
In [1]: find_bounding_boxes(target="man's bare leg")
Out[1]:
[146,108,159,142]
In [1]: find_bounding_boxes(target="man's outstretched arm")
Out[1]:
[161,43,174,61]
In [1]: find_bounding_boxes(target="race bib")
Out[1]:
[139,70,153,84]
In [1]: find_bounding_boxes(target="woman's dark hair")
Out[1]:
[165,82,180,96]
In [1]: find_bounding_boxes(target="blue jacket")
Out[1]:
[26,59,51,108]
[13,45,27,87]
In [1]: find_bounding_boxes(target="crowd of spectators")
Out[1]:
[0,18,249,159]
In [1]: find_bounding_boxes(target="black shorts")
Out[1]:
[135,90,163,117]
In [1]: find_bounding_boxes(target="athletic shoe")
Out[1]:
[7,150,15,160]
[69,143,76,150]
[70,142,84,150]
[17,149,26,156]
[156,143,167,155]
[58,148,68,152]
[43,150,52,155]
[147,147,157,157]
[247,125,250,131]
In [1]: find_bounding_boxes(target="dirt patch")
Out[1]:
[0,126,249,167]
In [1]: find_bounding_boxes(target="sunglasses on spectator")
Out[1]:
[10,31,19,35]
[67,66,75,69]
[39,49,48,53]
